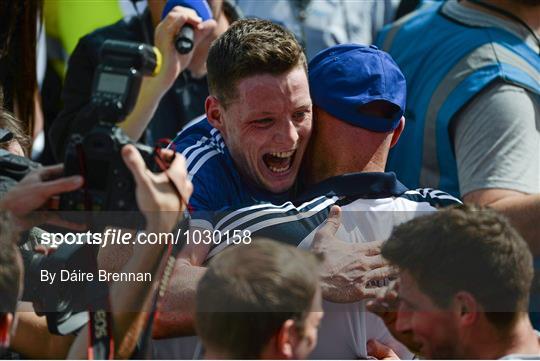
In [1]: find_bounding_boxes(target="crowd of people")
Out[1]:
[0,0,539,359]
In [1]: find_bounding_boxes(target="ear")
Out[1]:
[0,313,13,348]
[205,96,226,134]
[453,291,479,327]
[390,116,405,148]
[274,319,296,359]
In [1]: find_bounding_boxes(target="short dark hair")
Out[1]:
[196,239,321,359]
[0,214,22,317]
[382,205,533,329]
[207,19,307,107]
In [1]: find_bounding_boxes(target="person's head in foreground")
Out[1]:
[305,44,407,185]
[382,205,539,359]
[206,19,312,194]
[0,220,22,350]
[196,239,323,359]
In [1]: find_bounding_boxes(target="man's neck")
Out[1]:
[463,0,540,33]
[306,158,385,186]
[305,142,388,186]
[469,315,540,359]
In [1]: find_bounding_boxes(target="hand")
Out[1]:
[119,6,217,141]
[121,145,193,233]
[366,281,421,353]
[367,340,401,360]
[311,206,396,303]
[0,164,84,232]
[151,5,217,94]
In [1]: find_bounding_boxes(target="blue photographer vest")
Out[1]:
[376,2,540,197]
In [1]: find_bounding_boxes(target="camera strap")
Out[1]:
[87,267,115,359]
[132,214,190,358]
[86,216,190,359]
[88,307,114,360]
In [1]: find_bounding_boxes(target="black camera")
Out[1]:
[60,40,162,230]
[19,40,164,335]
[0,148,40,197]
[20,243,100,335]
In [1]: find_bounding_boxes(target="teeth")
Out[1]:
[268,165,290,173]
[269,150,295,158]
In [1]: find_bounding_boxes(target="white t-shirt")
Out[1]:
[205,172,460,359]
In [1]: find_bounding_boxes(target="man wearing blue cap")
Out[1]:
[159,43,459,358]
[201,44,459,358]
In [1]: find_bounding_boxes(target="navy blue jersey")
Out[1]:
[171,117,290,220]
[206,172,461,258]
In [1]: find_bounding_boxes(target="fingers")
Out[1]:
[366,299,383,314]
[366,292,398,314]
[363,254,389,269]
[357,287,384,299]
[198,18,217,32]
[367,339,400,360]
[157,148,175,164]
[35,175,84,199]
[164,6,202,38]
[122,144,151,188]
[358,239,383,256]
[36,164,65,181]
[364,265,397,284]
[323,205,342,236]
[194,18,218,44]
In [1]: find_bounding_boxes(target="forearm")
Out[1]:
[109,238,168,357]
[118,78,167,141]
[486,194,540,257]
[152,261,206,338]
[97,228,134,273]
[464,190,540,256]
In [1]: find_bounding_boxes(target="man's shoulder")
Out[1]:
[397,187,462,208]
[171,117,228,176]
[171,117,252,212]
[205,195,337,259]
[172,117,219,147]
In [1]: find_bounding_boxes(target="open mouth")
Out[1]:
[262,150,296,174]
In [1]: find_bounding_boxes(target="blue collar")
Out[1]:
[297,172,408,203]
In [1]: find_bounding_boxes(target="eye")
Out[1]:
[252,118,273,127]
[293,110,311,122]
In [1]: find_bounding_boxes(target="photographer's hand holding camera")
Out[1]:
[118,6,217,141]
[66,144,193,359]
[0,164,84,232]
[0,145,193,359]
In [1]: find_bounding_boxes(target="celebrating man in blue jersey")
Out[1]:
[170,19,312,215]
[179,44,459,359]
[156,23,460,357]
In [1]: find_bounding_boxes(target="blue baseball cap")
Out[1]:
[309,44,406,132]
